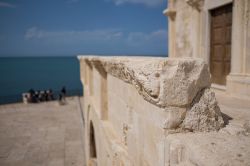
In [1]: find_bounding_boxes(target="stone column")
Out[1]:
[192,10,202,59]
[227,0,250,99]
[164,0,205,59]
[186,0,205,59]
[230,0,248,74]
[163,0,176,58]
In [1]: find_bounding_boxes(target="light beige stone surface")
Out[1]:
[80,56,211,108]
[164,90,250,166]
[164,0,250,100]
[0,97,85,166]
[78,56,235,166]
[182,88,224,132]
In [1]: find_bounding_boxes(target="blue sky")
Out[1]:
[0,0,168,56]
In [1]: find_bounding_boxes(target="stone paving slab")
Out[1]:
[0,97,85,166]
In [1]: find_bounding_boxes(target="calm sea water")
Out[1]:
[0,56,83,104]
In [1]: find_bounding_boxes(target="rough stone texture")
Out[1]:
[182,88,224,132]
[78,56,228,166]
[80,56,211,108]
[80,56,223,132]
[164,89,250,166]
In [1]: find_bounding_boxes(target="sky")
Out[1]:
[0,0,168,57]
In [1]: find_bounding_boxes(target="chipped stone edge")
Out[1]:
[78,55,225,132]
[77,55,209,108]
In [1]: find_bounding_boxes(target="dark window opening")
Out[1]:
[89,121,97,158]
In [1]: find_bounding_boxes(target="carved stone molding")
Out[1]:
[163,8,177,21]
[78,56,211,108]
[79,56,225,132]
[186,0,204,11]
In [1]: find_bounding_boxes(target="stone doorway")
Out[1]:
[210,3,233,85]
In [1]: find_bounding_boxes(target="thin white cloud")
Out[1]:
[22,27,167,55]
[24,27,167,54]
[110,0,163,7]
[0,2,16,8]
[25,27,123,42]
[25,27,166,43]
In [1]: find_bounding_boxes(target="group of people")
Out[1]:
[23,87,66,104]
[26,89,54,103]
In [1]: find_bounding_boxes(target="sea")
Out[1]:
[0,56,83,104]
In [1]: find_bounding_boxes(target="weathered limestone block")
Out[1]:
[79,56,224,132]
[82,56,211,107]
[182,88,224,132]
[163,107,187,130]
[79,56,229,166]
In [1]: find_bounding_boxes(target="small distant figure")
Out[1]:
[22,93,29,104]
[39,91,45,101]
[28,88,36,103]
[61,86,66,96]
[61,86,66,100]
[58,86,66,105]
[44,91,48,101]
[47,89,54,101]
[35,90,40,102]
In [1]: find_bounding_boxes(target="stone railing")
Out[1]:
[78,56,225,166]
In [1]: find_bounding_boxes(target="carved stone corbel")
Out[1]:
[186,0,204,11]
[163,8,176,21]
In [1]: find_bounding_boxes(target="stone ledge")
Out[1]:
[78,55,225,132]
[78,56,210,108]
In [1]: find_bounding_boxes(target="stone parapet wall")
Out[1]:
[78,56,228,166]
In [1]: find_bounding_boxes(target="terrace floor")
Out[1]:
[0,97,85,166]
[214,90,250,129]
[0,91,249,166]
